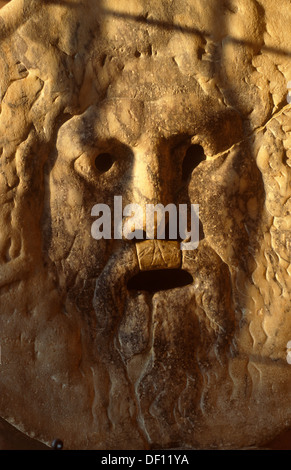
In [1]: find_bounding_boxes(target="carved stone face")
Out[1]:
[0,0,291,451]
[44,47,266,447]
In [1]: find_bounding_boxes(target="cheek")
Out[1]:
[188,146,264,266]
[45,167,110,277]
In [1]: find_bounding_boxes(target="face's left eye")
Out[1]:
[94,153,115,173]
[182,144,206,181]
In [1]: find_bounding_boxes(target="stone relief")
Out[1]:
[0,0,290,450]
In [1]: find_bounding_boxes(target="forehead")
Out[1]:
[58,90,241,156]
[58,6,244,154]
[80,93,208,142]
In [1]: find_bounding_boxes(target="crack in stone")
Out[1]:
[209,103,291,160]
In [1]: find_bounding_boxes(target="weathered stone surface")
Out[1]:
[0,0,291,450]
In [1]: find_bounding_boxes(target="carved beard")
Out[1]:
[90,239,236,446]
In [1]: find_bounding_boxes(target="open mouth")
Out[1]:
[127,268,193,293]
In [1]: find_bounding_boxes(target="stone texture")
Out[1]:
[0,0,291,450]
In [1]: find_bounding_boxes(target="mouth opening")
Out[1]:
[127,269,193,293]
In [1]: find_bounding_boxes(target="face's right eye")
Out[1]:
[74,151,115,182]
[74,142,132,185]
[94,153,115,173]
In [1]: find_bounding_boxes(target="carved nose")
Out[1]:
[131,151,164,203]
[123,149,174,239]
[121,150,183,271]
